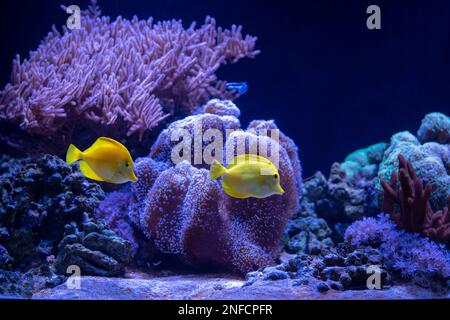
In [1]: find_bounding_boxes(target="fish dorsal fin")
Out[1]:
[83,137,127,156]
[79,160,106,182]
[95,137,128,152]
[226,154,272,169]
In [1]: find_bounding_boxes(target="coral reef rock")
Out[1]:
[0,154,132,297]
[345,214,450,287]
[318,163,380,222]
[98,99,302,274]
[289,112,448,244]
[282,143,387,249]
[300,159,381,240]
[55,215,133,277]
[95,191,161,267]
[0,264,65,298]
[0,154,104,268]
[417,112,450,144]
[0,1,259,154]
[282,211,334,255]
[246,243,392,292]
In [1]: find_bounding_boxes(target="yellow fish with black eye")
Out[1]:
[210,154,285,199]
[66,137,138,184]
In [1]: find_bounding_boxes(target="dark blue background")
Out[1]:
[1,0,449,176]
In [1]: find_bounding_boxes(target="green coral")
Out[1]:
[340,142,387,179]
[377,131,449,210]
[417,112,450,144]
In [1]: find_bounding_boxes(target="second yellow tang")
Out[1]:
[210,154,285,199]
[66,137,137,184]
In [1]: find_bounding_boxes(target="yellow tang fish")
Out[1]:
[210,154,285,199]
[66,137,138,184]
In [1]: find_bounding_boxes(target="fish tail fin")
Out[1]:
[66,144,82,165]
[210,160,227,179]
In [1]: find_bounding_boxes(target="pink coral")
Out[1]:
[99,100,302,274]
[0,1,259,153]
[149,99,242,166]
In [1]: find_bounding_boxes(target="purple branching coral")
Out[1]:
[0,1,259,153]
[345,214,450,282]
[97,99,302,274]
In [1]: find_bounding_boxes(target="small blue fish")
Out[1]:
[226,82,248,95]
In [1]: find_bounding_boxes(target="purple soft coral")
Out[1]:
[98,100,302,274]
[0,1,259,153]
[345,214,450,281]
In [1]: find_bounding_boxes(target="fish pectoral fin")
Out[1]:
[221,180,249,199]
[79,160,106,182]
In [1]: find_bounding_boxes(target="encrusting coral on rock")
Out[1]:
[345,214,449,288]
[282,211,334,256]
[0,1,259,154]
[340,142,388,180]
[55,215,132,277]
[417,112,450,144]
[250,212,449,293]
[294,112,448,243]
[0,0,448,301]
[297,158,382,241]
[245,243,392,292]
[0,154,133,296]
[282,171,335,255]
[283,113,450,287]
[0,264,64,298]
[377,130,449,211]
[97,99,302,274]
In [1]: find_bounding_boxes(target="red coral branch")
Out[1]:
[423,203,450,243]
[381,154,450,244]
